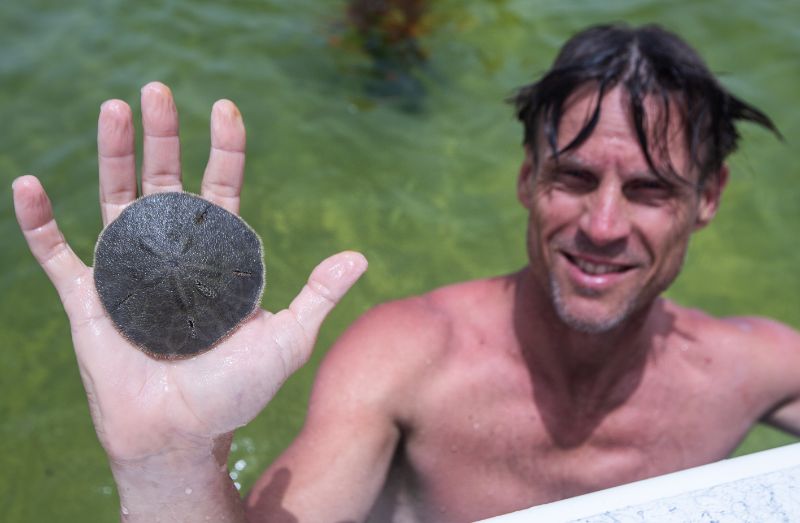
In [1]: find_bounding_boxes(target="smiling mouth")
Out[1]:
[562,252,635,276]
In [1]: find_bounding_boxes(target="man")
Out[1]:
[12,23,800,523]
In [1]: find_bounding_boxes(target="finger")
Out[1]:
[201,100,246,214]
[12,175,87,296]
[289,251,368,341]
[98,99,137,225]
[140,82,182,194]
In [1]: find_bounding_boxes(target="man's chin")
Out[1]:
[551,281,637,334]
[555,309,628,334]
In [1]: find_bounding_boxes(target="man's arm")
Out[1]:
[244,373,400,522]
[246,299,441,522]
[743,317,800,436]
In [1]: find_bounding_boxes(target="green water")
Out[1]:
[1,0,798,520]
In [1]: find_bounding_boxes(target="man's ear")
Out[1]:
[695,164,729,230]
[517,146,535,210]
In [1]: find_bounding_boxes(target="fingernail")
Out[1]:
[213,99,242,121]
[345,251,368,271]
[141,81,170,96]
[100,99,128,116]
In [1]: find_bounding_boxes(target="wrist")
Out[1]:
[109,435,247,522]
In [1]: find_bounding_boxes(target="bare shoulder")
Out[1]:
[718,314,800,390]
[664,300,800,395]
[668,300,800,354]
[313,276,512,412]
[722,315,800,350]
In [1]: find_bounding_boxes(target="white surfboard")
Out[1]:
[477,442,800,522]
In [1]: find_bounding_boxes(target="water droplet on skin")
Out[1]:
[234,481,241,490]
[121,506,129,515]
[229,471,238,480]
[185,487,192,495]
[234,459,246,471]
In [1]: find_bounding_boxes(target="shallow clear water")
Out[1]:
[1,1,798,520]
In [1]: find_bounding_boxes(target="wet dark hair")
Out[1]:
[512,23,781,186]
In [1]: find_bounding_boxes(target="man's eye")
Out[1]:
[624,180,674,202]
[555,170,595,190]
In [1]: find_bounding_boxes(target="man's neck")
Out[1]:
[510,268,666,446]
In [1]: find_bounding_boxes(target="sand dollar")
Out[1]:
[93,192,265,358]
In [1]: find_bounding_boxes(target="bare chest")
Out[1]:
[393,362,759,522]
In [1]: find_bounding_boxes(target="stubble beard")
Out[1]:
[548,276,642,334]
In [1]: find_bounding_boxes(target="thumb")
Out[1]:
[288,251,368,342]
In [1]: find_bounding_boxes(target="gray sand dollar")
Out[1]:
[93,192,265,358]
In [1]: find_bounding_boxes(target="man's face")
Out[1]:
[518,87,726,333]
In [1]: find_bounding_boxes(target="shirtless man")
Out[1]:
[12,23,800,523]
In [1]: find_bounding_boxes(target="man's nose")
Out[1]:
[578,185,632,246]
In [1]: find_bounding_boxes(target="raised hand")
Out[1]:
[12,83,366,506]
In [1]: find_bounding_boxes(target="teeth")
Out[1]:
[573,257,625,275]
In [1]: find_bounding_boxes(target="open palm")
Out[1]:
[12,82,366,464]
